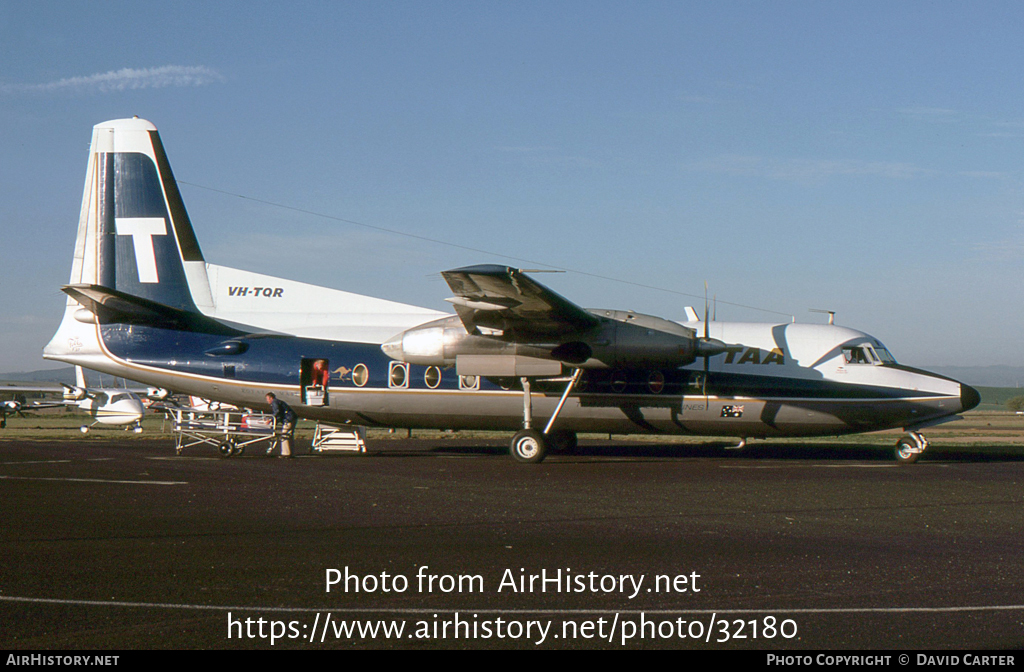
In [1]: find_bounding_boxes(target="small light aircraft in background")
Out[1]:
[0,366,158,433]
[0,396,29,429]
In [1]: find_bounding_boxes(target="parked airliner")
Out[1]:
[42,118,979,462]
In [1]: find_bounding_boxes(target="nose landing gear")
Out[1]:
[895,432,929,464]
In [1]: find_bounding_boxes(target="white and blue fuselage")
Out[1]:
[42,119,978,458]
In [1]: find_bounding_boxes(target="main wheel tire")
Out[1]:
[219,440,235,458]
[895,438,921,464]
[546,429,578,454]
[510,429,547,464]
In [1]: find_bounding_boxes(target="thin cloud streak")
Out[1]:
[2,66,224,94]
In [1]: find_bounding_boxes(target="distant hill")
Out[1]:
[0,366,145,388]
[0,367,75,384]
[976,386,1024,410]
[924,366,1024,388]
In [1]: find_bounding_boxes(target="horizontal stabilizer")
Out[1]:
[63,284,243,336]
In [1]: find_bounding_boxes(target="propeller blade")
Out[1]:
[703,340,710,399]
[702,281,710,400]
[703,281,709,341]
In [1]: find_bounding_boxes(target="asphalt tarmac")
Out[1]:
[1,437,1023,650]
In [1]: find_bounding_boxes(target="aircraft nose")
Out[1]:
[960,383,981,412]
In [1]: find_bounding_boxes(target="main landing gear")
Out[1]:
[895,431,929,464]
[510,429,546,463]
[509,369,582,464]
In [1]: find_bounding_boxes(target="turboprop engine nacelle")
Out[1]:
[382,311,708,370]
[381,316,553,366]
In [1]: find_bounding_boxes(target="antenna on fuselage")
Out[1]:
[810,309,836,325]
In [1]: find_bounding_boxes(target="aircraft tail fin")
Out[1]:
[68,118,213,315]
[47,118,446,364]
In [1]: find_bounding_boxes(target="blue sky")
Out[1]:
[1,1,1022,371]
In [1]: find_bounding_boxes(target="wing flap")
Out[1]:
[441,265,599,337]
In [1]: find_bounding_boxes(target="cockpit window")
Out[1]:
[842,344,898,366]
[872,346,897,364]
[842,346,872,365]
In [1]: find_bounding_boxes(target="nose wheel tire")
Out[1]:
[510,429,547,464]
[895,439,919,464]
[895,433,927,464]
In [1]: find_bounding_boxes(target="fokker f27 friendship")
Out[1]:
[43,118,980,463]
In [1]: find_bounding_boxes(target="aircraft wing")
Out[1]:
[28,400,76,410]
[0,382,65,394]
[441,265,600,338]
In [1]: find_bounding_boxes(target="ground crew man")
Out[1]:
[265,392,297,458]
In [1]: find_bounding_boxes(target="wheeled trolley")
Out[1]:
[168,408,278,457]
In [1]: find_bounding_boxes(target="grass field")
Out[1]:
[976,386,1024,410]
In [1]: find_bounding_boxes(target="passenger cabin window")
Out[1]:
[424,366,441,389]
[389,362,409,389]
[352,363,369,387]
